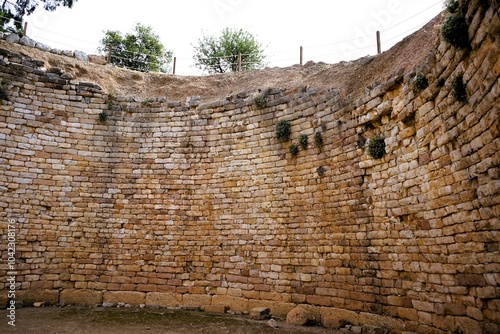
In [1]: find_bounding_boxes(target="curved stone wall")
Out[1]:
[1,1,499,333]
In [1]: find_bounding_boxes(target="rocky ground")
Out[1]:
[0,306,390,334]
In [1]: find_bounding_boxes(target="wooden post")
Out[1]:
[237,53,241,72]
[107,45,112,64]
[23,22,28,36]
[300,46,303,65]
[376,31,381,54]
[173,57,177,75]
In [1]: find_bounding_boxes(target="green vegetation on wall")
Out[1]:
[276,120,292,142]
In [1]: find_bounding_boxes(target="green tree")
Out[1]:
[193,28,266,74]
[1,0,77,33]
[99,23,173,73]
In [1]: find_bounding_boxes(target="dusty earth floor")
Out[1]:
[0,306,351,334]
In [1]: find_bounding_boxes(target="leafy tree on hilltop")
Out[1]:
[193,28,266,74]
[1,0,77,34]
[99,23,173,73]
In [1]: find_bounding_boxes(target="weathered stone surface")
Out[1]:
[17,290,59,306]
[103,292,146,306]
[286,306,314,326]
[19,36,36,47]
[74,50,88,62]
[145,292,182,308]
[5,33,20,43]
[88,54,106,65]
[60,289,102,307]
[35,42,51,52]
[249,307,271,319]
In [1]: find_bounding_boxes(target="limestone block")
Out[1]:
[6,33,20,43]
[74,50,89,62]
[17,289,59,306]
[212,295,248,312]
[359,312,405,333]
[103,291,146,306]
[88,54,106,65]
[286,306,315,326]
[145,292,182,307]
[35,42,51,52]
[60,289,102,306]
[19,36,36,47]
[182,294,212,309]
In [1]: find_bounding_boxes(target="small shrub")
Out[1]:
[99,111,108,122]
[451,73,467,103]
[289,144,299,157]
[0,86,9,101]
[367,136,386,159]
[276,120,291,142]
[412,73,428,92]
[317,166,326,177]
[445,0,460,13]
[441,11,469,49]
[253,89,270,109]
[314,131,324,148]
[299,134,308,150]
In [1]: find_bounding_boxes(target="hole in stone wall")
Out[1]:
[402,112,415,126]
[357,135,366,148]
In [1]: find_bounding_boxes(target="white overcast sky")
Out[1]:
[24,0,445,75]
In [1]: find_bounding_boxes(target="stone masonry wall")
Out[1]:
[1,2,499,333]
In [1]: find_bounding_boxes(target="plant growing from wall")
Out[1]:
[367,136,386,159]
[441,11,469,49]
[451,73,467,103]
[317,166,326,177]
[299,134,308,150]
[412,73,428,92]
[99,111,108,123]
[314,131,324,149]
[289,144,299,157]
[253,89,270,109]
[445,0,460,13]
[0,86,9,101]
[276,120,291,142]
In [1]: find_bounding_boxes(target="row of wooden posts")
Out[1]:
[22,22,383,75]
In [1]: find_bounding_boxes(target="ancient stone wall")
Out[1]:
[1,1,499,333]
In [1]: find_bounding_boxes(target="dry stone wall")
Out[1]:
[1,1,499,333]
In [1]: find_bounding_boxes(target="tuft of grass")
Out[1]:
[367,136,386,159]
[317,166,326,177]
[441,11,469,49]
[289,144,299,157]
[445,0,460,13]
[412,73,428,92]
[0,86,9,101]
[276,120,291,142]
[314,131,324,149]
[99,111,108,122]
[253,89,270,109]
[451,73,467,103]
[298,134,308,150]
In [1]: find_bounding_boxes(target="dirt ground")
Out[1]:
[0,306,352,334]
[0,13,443,103]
